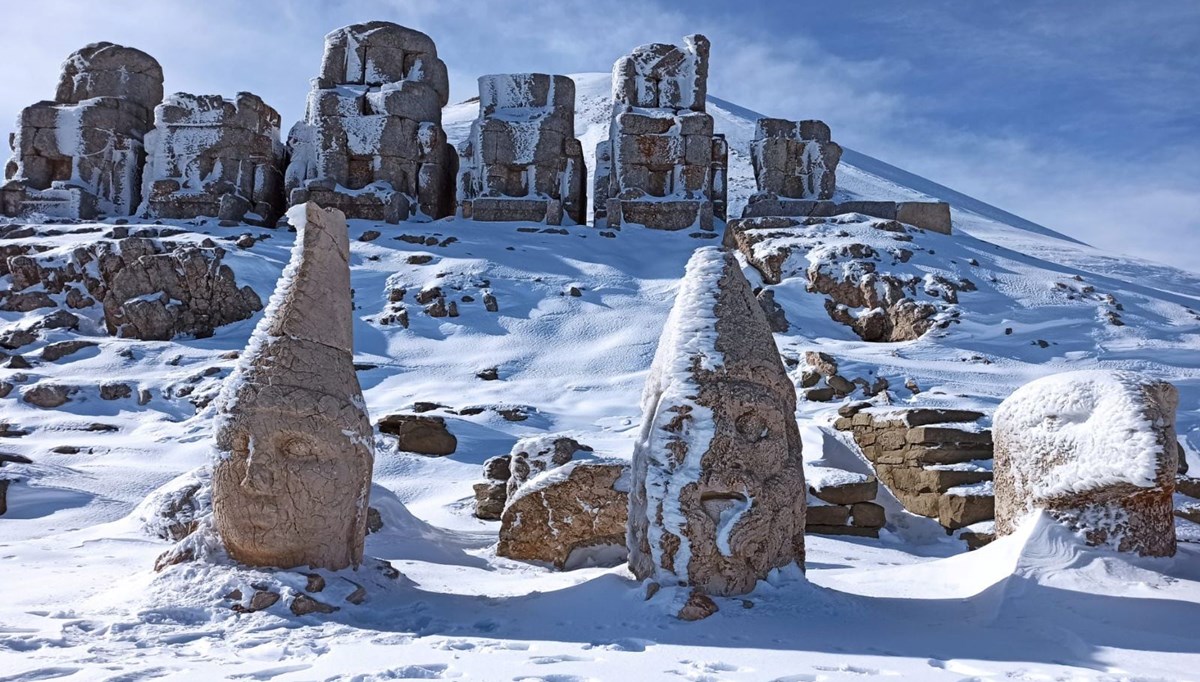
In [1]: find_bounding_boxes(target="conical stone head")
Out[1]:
[212,202,373,570]
[628,246,806,600]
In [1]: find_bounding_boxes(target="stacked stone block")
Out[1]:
[284,21,457,223]
[457,74,586,225]
[836,407,995,531]
[593,35,728,231]
[807,472,886,537]
[140,93,286,225]
[2,42,163,219]
[750,118,842,201]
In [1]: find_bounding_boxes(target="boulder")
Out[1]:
[497,460,628,569]
[994,370,1178,556]
[628,247,806,602]
[212,203,374,571]
[22,383,74,408]
[41,340,96,362]
[377,414,457,456]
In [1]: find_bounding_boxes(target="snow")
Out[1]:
[2,73,1200,681]
[994,369,1172,497]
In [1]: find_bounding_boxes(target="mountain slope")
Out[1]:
[0,75,1199,681]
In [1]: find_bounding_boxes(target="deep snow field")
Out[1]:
[2,73,1200,681]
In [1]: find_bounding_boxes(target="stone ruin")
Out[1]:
[593,35,728,231]
[285,21,457,224]
[994,370,1179,557]
[212,203,374,570]
[742,117,952,235]
[628,247,805,618]
[140,92,287,225]
[750,118,842,201]
[457,74,586,225]
[2,42,164,219]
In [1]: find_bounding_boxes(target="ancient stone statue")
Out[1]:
[211,202,374,570]
[593,35,728,231]
[140,92,287,225]
[2,42,163,219]
[750,118,841,201]
[457,73,586,225]
[284,21,457,223]
[628,246,806,613]
[993,369,1178,557]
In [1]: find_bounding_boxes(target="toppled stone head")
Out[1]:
[993,369,1178,556]
[211,203,374,570]
[56,42,164,112]
[628,247,806,605]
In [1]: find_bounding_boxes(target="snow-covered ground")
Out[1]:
[2,73,1200,681]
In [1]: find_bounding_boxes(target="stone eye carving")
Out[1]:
[735,412,768,443]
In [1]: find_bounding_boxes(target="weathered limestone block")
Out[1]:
[994,370,1178,556]
[741,196,953,235]
[497,460,628,569]
[2,43,163,219]
[628,247,805,607]
[505,435,591,499]
[750,118,841,201]
[140,92,286,225]
[212,203,374,570]
[593,35,727,230]
[284,22,457,223]
[457,74,586,225]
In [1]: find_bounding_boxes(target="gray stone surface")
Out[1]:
[141,92,286,225]
[284,22,456,223]
[458,74,586,225]
[593,35,727,230]
[212,203,374,571]
[3,43,163,219]
[750,118,842,201]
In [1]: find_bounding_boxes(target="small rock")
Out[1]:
[407,254,434,265]
[345,583,367,605]
[247,590,280,612]
[41,340,97,362]
[305,574,326,593]
[805,351,838,377]
[366,507,383,534]
[678,590,719,621]
[22,384,74,408]
[5,355,31,370]
[235,235,255,249]
[290,594,337,616]
[476,367,499,381]
[100,383,132,400]
[359,230,381,242]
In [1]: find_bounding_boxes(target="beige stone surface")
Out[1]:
[212,203,373,570]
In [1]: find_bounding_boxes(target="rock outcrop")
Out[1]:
[993,370,1178,556]
[835,405,994,531]
[593,35,728,231]
[2,43,163,219]
[750,118,841,202]
[628,247,805,609]
[0,229,262,340]
[457,74,586,225]
[140,92,286,225]
[212,203,374,570]
[497,459,629,569]
[284,22,456,223]
[727,214,969,342]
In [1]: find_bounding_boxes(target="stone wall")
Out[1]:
[593,35,728,231]
[284,21,457,223]
[457,74,586,225]
[140,92,286,225]
[2,43,164,219]
[835,406,995,534]
[742,198,953,235]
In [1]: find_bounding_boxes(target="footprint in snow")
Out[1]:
[528,655,594,664]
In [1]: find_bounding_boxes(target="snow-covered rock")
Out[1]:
[994,369,1180,556]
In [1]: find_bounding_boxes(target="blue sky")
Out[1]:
[2,0,1196,271]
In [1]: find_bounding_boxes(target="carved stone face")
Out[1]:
[213,390,373,571]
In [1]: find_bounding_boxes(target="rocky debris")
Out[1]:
[629,247,806,602]
[593,35,728,231]
[497,460,628,569]
[2,43,163,219]
[727,214,967,341]
[749,118,841,201]
[457,74,586,225]
[40,340,96,362]
[377,414,457,456]
[141,92,286,225]
[835,408,994,531]
[212,203,374,571]
[284,22,456,223]
[22,383,75,408]
[0,236,262,340]
[994,370,1178,557]
[797,352,887,402]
